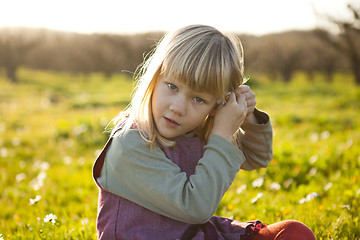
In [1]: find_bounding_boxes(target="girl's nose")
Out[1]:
[169,97,186,116]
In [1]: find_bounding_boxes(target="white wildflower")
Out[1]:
[252,177,264,188]
[309,167,317,176]
[29,179,42,191]
[73,124,88,136]
[0,123,6,132]
[44,213,57,225]
[37,171,47,181]
[299,192,319,204]
[29,171,47,190]
[251,193,264,203]
[324,182,333,191]
[345,139,353,149]
[15,173,27,182]
[12,137,21,146]
[63,156,72,165]
[308,192,319,199]
[310,133,319,143]
[299,198,306,204]
[32,160,41,171]
[340,205,350,210]
[32,160,50,171]
[269,182,281,191]
[29,195,42,205]
[308,155,318,164]
[81,218,89,226]
[19,160,26,169]
[320,131,330,140]
[78,157,86,166]
[283,178,294,188]
[39,162,50,171]
[0,147,8,158]
[236,184,247,194]
[0,233,3,240]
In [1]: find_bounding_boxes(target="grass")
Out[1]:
[0,69,359,239]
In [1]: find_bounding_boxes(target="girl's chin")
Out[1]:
[158,132,178,140]
[157,128,183,140]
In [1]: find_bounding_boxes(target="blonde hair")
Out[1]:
[111,25,247,147]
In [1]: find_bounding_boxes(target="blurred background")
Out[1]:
[0,0,359,84]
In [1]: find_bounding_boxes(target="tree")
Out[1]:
[316,2,360,84]
[253,32,305,82]
[0,28,38,83]
[300,30,346,82]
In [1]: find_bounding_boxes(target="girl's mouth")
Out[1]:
[164,117,179,127]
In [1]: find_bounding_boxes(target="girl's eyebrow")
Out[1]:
[162,77,177,84]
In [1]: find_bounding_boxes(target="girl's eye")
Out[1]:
[193,97,204,103]
[167,83,178,91]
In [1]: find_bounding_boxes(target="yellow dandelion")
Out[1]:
[352,176,357,183]
[271,158,278,165]
[293,166,301,175]
[250,214,256,220]
[14,214,21,222]
[227,203,234,211]
[282,208,290,215]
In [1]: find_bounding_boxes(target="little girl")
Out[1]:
[93,25,315,240]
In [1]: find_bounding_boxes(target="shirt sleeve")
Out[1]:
[96,130,245,224]
[237,108,273,170]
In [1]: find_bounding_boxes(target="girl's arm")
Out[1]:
[236,108,273,170]
[97,129,245,224]
[229,85,273,170]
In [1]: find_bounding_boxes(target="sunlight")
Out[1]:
[0,0,350,35]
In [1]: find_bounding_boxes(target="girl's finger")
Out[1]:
[246,97,256,106]
[235,92,246,104]
[243,88,254,97]
[237,85,250,94]
[227,92,236,103]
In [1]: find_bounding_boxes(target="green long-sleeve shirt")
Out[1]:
[97,109,272,224]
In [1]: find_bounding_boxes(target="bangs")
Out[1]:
[160,26,244,100]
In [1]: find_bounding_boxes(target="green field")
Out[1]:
[0,69,359,239]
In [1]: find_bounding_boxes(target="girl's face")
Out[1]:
[152,76,218,139]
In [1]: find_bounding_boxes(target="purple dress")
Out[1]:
[93,133,263,240]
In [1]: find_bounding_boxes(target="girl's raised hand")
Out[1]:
[211,92,248,143]
[235,85,256,117]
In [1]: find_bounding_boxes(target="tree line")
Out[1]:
[0,3,359,84]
